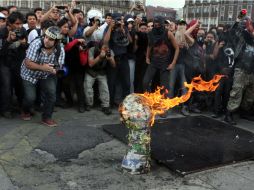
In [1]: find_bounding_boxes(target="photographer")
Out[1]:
[103,13,132,106]
[0,11,25,118]
[60,30,88,112]
[0,12,6,28]
[83,11,103,43]
[20,26,65,127]
[84,42,115,115]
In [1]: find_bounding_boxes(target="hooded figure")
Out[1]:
[148,16,166,47]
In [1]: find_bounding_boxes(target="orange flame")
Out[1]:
[134,75,223,126]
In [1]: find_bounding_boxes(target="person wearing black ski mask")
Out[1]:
[143,15,179,96]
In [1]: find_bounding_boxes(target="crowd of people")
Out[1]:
[0,3,254,127]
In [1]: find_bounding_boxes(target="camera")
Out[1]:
[106,50,111,57]
[55,6,66,10]
[53,64,68,77]
[95,19,100,25]
[13,29,26,40]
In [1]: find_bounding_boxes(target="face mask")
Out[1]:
[153,26,164,35]
[197,36,204,45]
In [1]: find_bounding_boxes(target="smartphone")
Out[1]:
[56,6,66,10]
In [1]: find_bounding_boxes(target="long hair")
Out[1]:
[175,25,188,48]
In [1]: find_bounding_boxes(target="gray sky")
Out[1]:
[146,0,185,8]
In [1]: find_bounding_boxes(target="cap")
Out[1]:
[165,20,170,24]
[127,18,134,22]
[0,12,6,19]
[178,19,187,25]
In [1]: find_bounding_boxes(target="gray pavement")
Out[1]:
[0,107,253,190]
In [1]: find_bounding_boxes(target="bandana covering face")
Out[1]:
[148,16,166,46]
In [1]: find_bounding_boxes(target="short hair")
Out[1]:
[26,12,37,21]
[34,7,42,14]
[7,5,17,11]
[41,20,56,30]
[72,9,81,15]
[7,11,24,24]
[105,13,112,18]
[0,7,9,14]
[57,17,69,28]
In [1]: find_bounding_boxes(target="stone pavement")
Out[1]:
[0,107,253,190]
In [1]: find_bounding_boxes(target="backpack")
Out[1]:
[32,36,62,64]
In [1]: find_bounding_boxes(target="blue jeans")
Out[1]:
[22,75,57,120]
[168,64,187,98]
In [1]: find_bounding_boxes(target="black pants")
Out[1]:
[0,64,23,113]
[107,54,130,105]
[62,71,85,106]
[142,64,170,93]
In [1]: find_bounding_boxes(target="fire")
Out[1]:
[119,75,223,126]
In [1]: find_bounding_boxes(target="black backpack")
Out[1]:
[31,36,62,64]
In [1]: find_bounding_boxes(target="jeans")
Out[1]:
[143,64,170,92]
[84,72,110,107]
[168,64,187,98]
[0,64,23,112]
[128,59,135,93]
[22,75,57,120]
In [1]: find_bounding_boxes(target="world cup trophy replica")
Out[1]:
[119,94,153,174]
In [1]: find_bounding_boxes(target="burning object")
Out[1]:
[119,75,223,174]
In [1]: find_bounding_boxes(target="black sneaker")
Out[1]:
[181,106,190,116]
[85,105,91,111]
[224,112,236,125]
[1,111,13,119]
[190,107,201,114]
[211,112,220,118]
[78,106,85,113]
[102,107,112,115]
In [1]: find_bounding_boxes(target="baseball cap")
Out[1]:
[178,19,187,25]
[165,20,170,24]
[127,18,134,22]
[0,12,6,19]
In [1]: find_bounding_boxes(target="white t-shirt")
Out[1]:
[28,29,42,44]
[83,23,108,42]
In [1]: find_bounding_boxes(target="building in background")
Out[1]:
[0,0,146,17]
[146,6,176,21]
[183,0,254,31]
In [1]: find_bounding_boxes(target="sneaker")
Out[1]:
[190,107,201,114]
[21,113,31,121]
[41,119,58,127]
[2,111,13,119]
[224,112,236,125]
[85,105,91,111]
[181,106,190,116]
[211,112,220,118]
[102,107,112,115]
[78,106,85,113]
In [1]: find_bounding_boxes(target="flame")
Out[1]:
[120,75,223,126]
